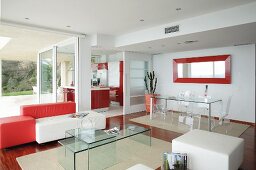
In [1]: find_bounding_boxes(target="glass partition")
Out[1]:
[39,49,54,103]
[130,61,148,105]
[56,43,75,102]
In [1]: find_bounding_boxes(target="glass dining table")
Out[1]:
[150,95,222,131]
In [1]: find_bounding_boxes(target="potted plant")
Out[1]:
[144,71,157,113]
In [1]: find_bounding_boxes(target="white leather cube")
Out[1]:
[36,111,106,144]
[172,129,244,170]
[127,164,154,170]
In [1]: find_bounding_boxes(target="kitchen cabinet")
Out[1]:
[63,87,75,102]
[91,89,110,109]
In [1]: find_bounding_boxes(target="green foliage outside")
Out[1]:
[2,60,37,96]
[41,61,53,93]
[2,90,33,96]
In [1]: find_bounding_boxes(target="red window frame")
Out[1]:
[173,55,231,84]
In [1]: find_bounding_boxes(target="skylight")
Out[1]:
[0,37,11,50]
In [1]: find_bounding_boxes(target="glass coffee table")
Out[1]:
[58,124,151,170]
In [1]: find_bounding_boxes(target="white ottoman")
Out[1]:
[36,111,106,143]
[127,164,154,170]
[172,129,244,170]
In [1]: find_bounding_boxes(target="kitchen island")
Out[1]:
[62,86,110,110]
[91,87,110,110]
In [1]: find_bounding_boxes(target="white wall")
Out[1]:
[108,52,123,62]
[153,44,255,123]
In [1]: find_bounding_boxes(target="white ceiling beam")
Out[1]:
[0,19,86,38]
[115,2,256,47]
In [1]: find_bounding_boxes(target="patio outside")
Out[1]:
[0,24,71,118]
[0,60,37,118]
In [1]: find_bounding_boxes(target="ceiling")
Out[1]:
[2,0,255,35]
[0,0,256,58]
[118,22,256,55]
[0,25,70,61]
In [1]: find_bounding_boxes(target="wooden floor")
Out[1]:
[0,112,255,170]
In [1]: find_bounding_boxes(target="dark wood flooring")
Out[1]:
[0,112,255,170]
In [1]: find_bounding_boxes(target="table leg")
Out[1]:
[150,97,153,120]
[150,129,152,146]
[74,152,76,170]
[165,99,167,110]
[88,148,89,170]
[208,104,212,131]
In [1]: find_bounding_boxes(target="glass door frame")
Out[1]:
[37,46,56,103]
[37,38,77,104]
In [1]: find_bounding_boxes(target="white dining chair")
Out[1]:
[185,102,201,130]
[155,104,168,120]
[218,95,232,125]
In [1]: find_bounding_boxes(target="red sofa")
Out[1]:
[0,102,76,149]
[20,102,76,119]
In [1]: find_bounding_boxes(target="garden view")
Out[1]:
[2,60,36,96]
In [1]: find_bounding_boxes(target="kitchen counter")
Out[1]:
[91,87,110,90]
[61,86,75,89]
[62,86,110,110]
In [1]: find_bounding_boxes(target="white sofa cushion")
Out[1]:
[172,129,244,170]
[36,111,106,144]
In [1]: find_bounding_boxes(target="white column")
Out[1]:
[0,60,2,96]
[75,37,91,111]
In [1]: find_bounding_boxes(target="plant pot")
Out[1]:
[145,94,158,113]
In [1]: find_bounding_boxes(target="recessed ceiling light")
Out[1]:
[184,40,198,44]
[66,25,71,28]
[234,43,251,46]
[140,19,145,22]
[24,18,30,20]
[176,8,182,11]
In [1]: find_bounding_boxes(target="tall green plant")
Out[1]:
[144,71,157,94]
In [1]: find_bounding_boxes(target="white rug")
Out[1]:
[17,136,171,170]
[98,105,123,118]
[130,113,249,137]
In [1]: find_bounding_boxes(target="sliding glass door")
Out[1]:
[38,39,76,104]
[39,49,54,103]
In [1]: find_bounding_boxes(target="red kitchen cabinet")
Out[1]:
[63,88,75,102]
[97,63,108,70]
[91,90,98,109]
[91,89,110,109]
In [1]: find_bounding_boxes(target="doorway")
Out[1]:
[38,38,76,104]
[91,51,124,117]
